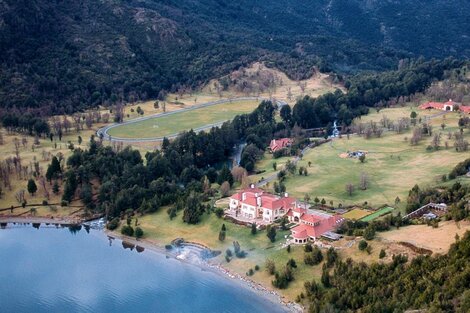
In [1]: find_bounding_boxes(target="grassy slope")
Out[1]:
[256,107,470,212]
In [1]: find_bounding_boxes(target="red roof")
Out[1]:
[269,138,293,152]
[419,100,458,111]
[230,187,297,211]
[291,213,344,240]
[460,105,470,114]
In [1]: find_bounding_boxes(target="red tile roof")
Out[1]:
[291,213,344,240]
[269,138,293,152]
[460,105,470,114]
[230,188,297,211]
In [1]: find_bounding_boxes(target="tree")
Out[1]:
[219,223,226,241]
[379,249,386,259]
[135,227,144,238]
[358,240,368,251]
[265,259,276,275]
[251,222,257,235]
[217,165,234,186]
[52,181,60,194]
[27,179,37,196]
[62,171,78,202]
[346,183,355,196]
[280,105,292,125]
[183,192,204,224]
[220,181,230,197]
[359,172,369,190]
[326,247,338,267]
[266,225,277,242]
[273,162,277,171]
[321,265,331,288]
[46,156,62,181]
[359,154,366,163]
[121,225,134,236]
[78,136,82,145]
[363,225,376,240]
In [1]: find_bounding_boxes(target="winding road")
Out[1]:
[97,97,287,143]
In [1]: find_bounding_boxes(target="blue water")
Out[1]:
[0,225,286,313]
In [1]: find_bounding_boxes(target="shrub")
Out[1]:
[254,265,260,271]
[246,268,254,276]
[42,200,48,205]
[379,249,386,259]
[121,225,134,236]
[135,227,144,238]
[214,207,224,218]
[358,240,368,251]
[106,218,120,230]
[165,244,173,250]
[61,200,68,207]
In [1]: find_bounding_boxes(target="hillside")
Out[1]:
[1,0,470,113]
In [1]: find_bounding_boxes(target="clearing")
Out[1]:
[379,220,470,254]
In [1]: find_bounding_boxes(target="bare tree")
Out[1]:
[359,172,369,190]
[15,189,26,204]
[38,176,50,200]
[345,183,355,197]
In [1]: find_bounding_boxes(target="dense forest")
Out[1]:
[1,0,470,113]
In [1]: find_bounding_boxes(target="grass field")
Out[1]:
[108,100,260,139]
[360,206,394,222]
[342,208,372,220]
[256,107,470,211]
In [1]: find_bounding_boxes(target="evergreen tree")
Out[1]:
[251,222,257,235]
[266,225,277,243]
[27,179,37,196]
[62,171,78,202]
[182,193,203,224]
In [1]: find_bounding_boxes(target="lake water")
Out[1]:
[0,225,287,313]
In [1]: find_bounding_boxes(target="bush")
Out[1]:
[165,244,173,250]
[304,243,313,252]
[61,200,68,207]
[121,225,134,236]
[106,217,120,230]
[246,268,254,276]
[254,265,260,271]
[135,227,144,238]
[358,240,368,251]
[214,207,224,218]
[379,249,386,259]
[42,200,48,205]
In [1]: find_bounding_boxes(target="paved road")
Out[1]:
[97,97,286,143]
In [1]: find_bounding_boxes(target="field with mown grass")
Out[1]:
[108,99,261,139]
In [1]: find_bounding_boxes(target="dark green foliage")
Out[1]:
[46,156,61,181]
[134,227,144,239]
[286,245,291,253]
[27,179,37,196]
[304,246,323,266]
[251,223,257,235]
[304,243,313,252]
[379,249,386,259]
[266,225,276,243]
[106,218,120,231]
[272,265,294,289]
[286,258,297,269]
[326,247,338,268]
[303,231,470,312]
[358,240,368,251]
[214,207,224,218]
[62,170,77,203]
[363,225,376,240]
[265,259,276,275]
[183,193,204,224]
[52,181,60,194]
[217,165,234,186]
[121,225,134,237]
[449,158,470,179]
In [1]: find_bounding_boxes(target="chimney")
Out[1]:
[284,192,289,198]
[250,184,255,189]
[242,193,246,201]
[257,196,262,207]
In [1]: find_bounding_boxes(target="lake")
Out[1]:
[0,224,287,313]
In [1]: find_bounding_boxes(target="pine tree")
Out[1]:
[27,179,37,196]
[266,225,277,243]
[52,181,60,194]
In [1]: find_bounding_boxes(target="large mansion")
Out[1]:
[229,186,297,223]
[229,186,343,243]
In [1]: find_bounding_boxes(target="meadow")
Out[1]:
[256,107,470,211]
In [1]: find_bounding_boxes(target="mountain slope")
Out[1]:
[0,0,469,113]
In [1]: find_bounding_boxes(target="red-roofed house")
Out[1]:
[419,100,457,111]
[269,138,293,153]
[286,207,344,244]
[229,185,298,223]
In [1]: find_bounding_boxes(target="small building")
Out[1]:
[229,185,297,223]
[269,138,293,153]
[419,99,457,111]
[286,207,344,244]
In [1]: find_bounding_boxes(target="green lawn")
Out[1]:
[108,100,260,138]
[361,206,394,222]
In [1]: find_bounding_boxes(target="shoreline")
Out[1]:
[106,230,304,313]
[0,217,304,312]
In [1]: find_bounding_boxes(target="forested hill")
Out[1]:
[1,0,470,113]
